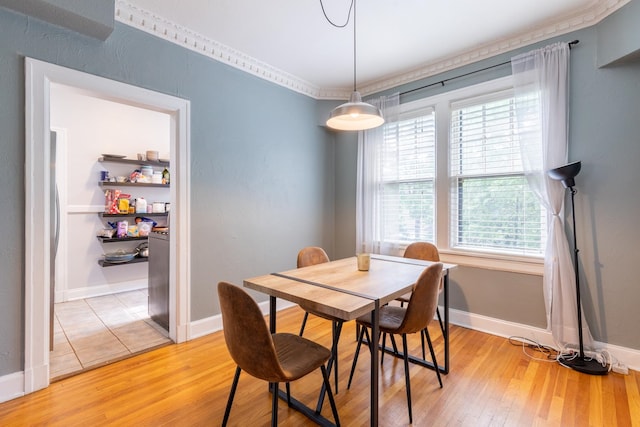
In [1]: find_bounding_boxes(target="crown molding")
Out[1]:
[356,0,631,97]
[115,0,629,101]
[114,0,322,98]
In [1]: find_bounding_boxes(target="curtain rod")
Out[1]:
[400,39,579,97]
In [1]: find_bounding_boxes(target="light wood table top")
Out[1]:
[244,255,447,321]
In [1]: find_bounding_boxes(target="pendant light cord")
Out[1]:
[320,0,357,91]
[319,0,354,28]
[353,0,357,92]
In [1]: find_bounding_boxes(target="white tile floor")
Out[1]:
[50,289,172,380]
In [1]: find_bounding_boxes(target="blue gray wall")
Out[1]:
[0,7,335,375]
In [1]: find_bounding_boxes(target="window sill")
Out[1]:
[438,250,544,276]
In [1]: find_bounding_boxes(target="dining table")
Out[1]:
[244,254,457,426]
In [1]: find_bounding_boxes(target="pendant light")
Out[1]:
[326,0,384,131]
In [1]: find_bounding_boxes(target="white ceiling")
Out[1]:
[120,0,627,98]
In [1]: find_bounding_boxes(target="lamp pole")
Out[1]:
[558,185,608,375]
[569,186,585,359]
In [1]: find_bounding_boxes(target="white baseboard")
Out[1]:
[187,299,296,340]
[0,372,25,404]
[449,307,555,346]
[189,314,222,339]
[449,307,640,371]
[60,279,148,302]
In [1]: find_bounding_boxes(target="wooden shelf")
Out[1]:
[99,157,169,167]
[100,212,168,218]
[98,236,148,243]
[100,181,169,188]
[99,257,148,267]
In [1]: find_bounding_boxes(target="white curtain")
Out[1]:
[511,42,594,350]
[356,93,400,255]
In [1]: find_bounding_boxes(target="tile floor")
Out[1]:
[50,289,172,380]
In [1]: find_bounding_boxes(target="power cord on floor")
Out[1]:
[508,336,559,362]
[510,336,629,374]
[555,349,610,372]
[556,347,627,374]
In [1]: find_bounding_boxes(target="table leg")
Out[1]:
[443,273,449,374]
[269,296,276,333]
[371,300,379,426]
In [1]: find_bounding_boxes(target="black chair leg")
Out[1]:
[421,329,426,360]
[381,332,387,365]
[365,327,375,356]
[347,324,367,389]
[270,382,279,427]
[299,311,309,336]
[389,333,399,355]
[285,382,291,406]
[401,335,413,424]
[424,328,443,388]
[436,307,444,335]
[222,366,241,427]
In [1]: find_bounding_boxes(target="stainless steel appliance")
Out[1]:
[148,230,170,331]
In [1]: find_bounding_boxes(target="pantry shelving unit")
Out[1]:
[98,155,170,267]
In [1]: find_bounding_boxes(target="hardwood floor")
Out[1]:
[1,305,639,426]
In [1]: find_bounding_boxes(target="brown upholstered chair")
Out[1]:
[347,263,444,424]
[296,247,345,396]
[218,281,340,426]
[395,242,445,359]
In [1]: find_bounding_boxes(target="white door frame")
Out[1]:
[24,58,191,393]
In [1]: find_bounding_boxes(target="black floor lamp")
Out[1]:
[547,161,608,375]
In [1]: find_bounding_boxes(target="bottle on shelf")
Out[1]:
[136,197,147,214]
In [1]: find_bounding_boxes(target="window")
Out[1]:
[365,76,546,261]
[450,91,546,255]
[379,109,436,244]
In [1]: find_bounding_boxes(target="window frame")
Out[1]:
[394,76,544,275]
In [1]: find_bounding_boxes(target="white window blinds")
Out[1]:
[450,92,546,255]
[379,108,436,244]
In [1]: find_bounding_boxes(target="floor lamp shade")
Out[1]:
[547,161,608,375]
[547,160,581,188]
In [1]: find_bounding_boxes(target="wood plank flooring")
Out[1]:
[1,305,639,426]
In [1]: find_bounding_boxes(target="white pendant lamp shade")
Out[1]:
[326,90,385,131]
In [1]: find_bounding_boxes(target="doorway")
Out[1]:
[48,89,175,379]
[25,58,191,394]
